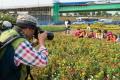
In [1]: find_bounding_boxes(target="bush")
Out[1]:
[31,32,120,80]
[0,12,16,25]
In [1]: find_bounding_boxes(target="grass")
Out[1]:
[37,24,120,34]
[38,25,65,32]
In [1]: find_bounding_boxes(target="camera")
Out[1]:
[34,27,54,40]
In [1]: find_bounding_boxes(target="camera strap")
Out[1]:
[25,66,34,80]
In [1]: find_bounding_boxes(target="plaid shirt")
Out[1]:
[14,40,48,67]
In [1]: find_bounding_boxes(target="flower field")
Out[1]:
[31,30,120,80]
[0,13,119,80]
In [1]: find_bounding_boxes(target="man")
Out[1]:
[0,21,13,34]
[86,23,91,31]
[2,21,13,29]
[65,19,71,34]
[0,14,48,80]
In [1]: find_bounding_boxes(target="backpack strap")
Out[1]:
[0,35,22,49]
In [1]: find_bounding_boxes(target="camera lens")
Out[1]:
[47,32,54,40]
[34,28,54,40]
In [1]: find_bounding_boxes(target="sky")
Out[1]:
[0,0,53,9]
[0,0,120,9]
[59,0,96,2]
[0,0,119,14]
[0,0,98,9]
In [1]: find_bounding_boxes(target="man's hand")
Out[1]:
[38,31,47,46]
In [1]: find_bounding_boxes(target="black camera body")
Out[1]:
[34,27,54,40]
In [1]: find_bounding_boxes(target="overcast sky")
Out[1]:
[1,0,120,8]
[0,0,119,14]
[0,0,53,8]
[0,0,98,9]
[59,0,97,2]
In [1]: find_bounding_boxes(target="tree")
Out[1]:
[114,12,119,16]
[101,11,107,16]
[0,12,16,24]
[96,11,102,16]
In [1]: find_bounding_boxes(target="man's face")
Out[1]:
[22,27,35,39]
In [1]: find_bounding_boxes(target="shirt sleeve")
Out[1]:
[14,40,48,67]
